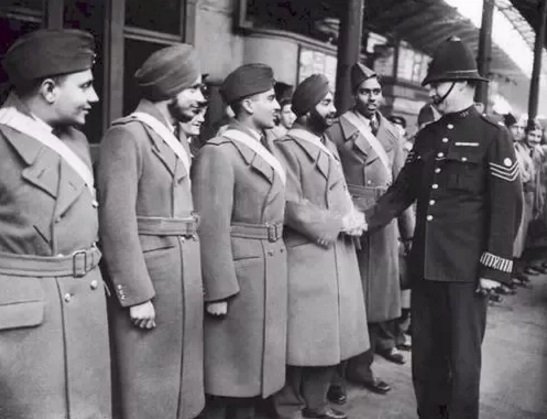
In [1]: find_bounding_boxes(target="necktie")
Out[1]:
[369,117,379,136]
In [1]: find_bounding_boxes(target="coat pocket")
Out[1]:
[0,275,45,331]
[445,149,484,193]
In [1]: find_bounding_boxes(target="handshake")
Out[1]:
[342,208,368,237]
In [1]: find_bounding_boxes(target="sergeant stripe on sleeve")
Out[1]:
[480,251,513,273]
[488,161,519,182]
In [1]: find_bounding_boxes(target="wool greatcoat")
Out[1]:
[192,122,288,398]
[327,111,415,322]
[0,98,111,419]
[98,100,204,419]
[274,127,370,366]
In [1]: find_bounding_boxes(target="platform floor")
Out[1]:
[342,274,547,418]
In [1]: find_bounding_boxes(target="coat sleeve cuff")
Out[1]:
[479,251,513,284]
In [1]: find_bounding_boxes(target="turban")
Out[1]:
[220,64,275,104]
[2,29,95,87]
[135,44,201,101]
[291,74,330,117]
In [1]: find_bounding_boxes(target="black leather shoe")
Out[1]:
[494,284,516,295]
[362,378,391,394]
[327,385,347,405]
[378,347,405,365]
[524,266,541,275]
[514,272,531,283]
[302,407,348,419]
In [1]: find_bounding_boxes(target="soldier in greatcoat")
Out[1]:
[0,29,111,418]
[192,64,288,419]
[98,45,206,419]
[363,37,522,419]
[327,64,415,397]
[272,74,369,419]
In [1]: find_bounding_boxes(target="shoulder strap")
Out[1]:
[130,112,191,177]
[343,111,392,180]
[0,105,95,197]
[222,129,286,185]
[288,128,338,163]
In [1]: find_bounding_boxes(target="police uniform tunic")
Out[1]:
[365,106,522,419]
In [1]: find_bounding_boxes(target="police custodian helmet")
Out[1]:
[422,36,489,86]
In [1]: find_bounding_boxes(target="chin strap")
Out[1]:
[433,82,456,106]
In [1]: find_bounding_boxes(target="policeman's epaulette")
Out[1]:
[208,136,232,146]
[382,120,401,143]
[479,113,505,130]
[111,115,139,127]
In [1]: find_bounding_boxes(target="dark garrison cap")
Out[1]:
[422,36,489,86]
[292,74,330,117]
[220,63,275,105]
[2,29,95,87]
[135,44,201,101]
[351,62,377,91]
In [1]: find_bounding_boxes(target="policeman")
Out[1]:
[98,45,206,419]
[192,64,288,419]
[0,29,110,417]
[364,37,522,419]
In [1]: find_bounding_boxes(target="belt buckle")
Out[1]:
[267,224,280,242]
[72,249,88,278]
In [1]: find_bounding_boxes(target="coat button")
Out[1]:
[92,200,99,208]
[447,124,454,129]
[427,215,434,221]
[442,138,449,143]
[437,152,444,158]
[432,184,439,189]
[429,199,436,205]
[461,157,468,162]
[435,168,441,174]
[90,280,99,290]
[117,285,122,290]
[55,216,62,223]
[268,250,274,256]
[64,293,71,303]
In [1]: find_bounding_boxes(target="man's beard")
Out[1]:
[309,110,335,132]
[168,99,196,123]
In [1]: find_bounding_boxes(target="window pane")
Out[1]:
[64,0,105,144]
[124,39,167,114]
[125,0,181,35]
[1,0,44,11]
[0,18,41,88]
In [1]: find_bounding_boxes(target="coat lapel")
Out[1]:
[339,112,378,163]
[54,160,86,217]
[135,101,179,178]
[375,114,397,155]
[289,131,330,180]
[227,133,275,184]
[1,125,59,198]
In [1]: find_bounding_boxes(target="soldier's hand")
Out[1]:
[206,301,228,317]
[342,209,367,236]
[129,300,156,329]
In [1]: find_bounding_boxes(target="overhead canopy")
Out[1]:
[245,0,547,112]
